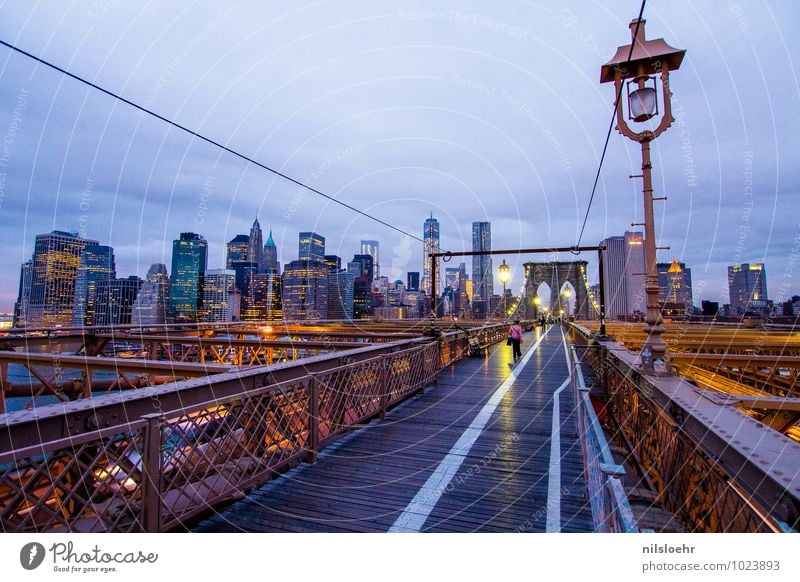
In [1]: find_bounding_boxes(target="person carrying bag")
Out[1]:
[508,319,523,363]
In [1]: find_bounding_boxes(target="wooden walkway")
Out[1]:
[194,325,593,533]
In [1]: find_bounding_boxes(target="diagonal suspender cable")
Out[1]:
[0,37,424,243]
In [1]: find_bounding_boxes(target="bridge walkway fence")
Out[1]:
[0,324,507,532]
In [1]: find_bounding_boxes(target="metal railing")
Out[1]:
[568,323,799,533]
[569,345,638,533]
[0,323,506,532]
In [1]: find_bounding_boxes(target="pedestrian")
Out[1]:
[540,315,546,329]
[509,319,523,363]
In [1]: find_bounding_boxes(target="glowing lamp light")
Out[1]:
[498,260,511,285]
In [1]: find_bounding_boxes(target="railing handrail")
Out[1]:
[569,344,638,533]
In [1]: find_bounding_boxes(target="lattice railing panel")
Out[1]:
[603,356,774,533]
[0,423,147,533]
[317,359,384,444]
[158,379,312,528]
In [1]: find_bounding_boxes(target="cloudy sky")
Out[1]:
[0,0,798,310]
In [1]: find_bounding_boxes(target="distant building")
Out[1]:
[599,231,646,319]
[407,271,420,291]
[169,232,208,322]
[241,269,282,321]
[131,263,171,326]
[94,276,142,326]
[298,231,325,262]
[202,269,237,322]
[360,240,379,279]
[323,255,341,272]
[347,261,362,278]
[351,254,374,282]
[728,263,768,314]
[472,221,493,302]
[25,230,99,327]
[445,267,459,291]
[402,289,425,319]
[282,259,328,321]
[248,219,264,272]
[422,215,440,296]
[72,244,116,326]
[12,260,33,327]
[226,234,249,268]
[657,259,693,311]
[701,300,719,317]
[327,270,355,320]
[226,234,255,293]
[263,229,280,272]
[353,276,373,319]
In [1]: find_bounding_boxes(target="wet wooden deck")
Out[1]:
[194,325,593,533]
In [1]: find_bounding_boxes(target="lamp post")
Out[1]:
[601,18,685,375]
[562,287,572,320]
[498,260,511,320]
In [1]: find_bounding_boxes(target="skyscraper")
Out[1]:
[94,276,142,326]
[26,230,98,327]
[282,259,328,321]
[353,276,373,319]
[471,221,493,302]
[248,218,264,272]
[241,269,282,321]
[72,244,116,326]
[351,254,374,282]
[407,271,420,291]
[599,231,646,319]
[327,270,355,320]
[201,269,237,322]
[131,263,171,326]
[227,234,256,293]
[226,234,249,267]
[169,232,208,322]
[360,240,379,279]
[298,231,325,262]
[323,255,341,272]
[657,259,693,310]
[728,263,768,314]
[263,229,279,272]
[13,260,33,327]
[422,214,440,296]
[445,267,459,290]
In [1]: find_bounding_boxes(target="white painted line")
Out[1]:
[546,377,571,533]
[389,326,551,533]
[560,325,571,379]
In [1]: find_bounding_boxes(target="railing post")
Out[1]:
[141,413,164,533]
[379,355,389,419]
[308,376,319,463]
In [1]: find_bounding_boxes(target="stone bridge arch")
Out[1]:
[524,261,589,319]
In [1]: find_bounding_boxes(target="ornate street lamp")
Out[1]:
[601,19,685,375]
[498,260,511,318]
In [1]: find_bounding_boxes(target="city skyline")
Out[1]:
[0,3,798,310]
[12,221,789,325]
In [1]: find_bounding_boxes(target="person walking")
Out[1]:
[509,319,523,363]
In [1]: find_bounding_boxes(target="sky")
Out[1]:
[0,0,798,310]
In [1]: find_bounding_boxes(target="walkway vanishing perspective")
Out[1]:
[196,325,593,533]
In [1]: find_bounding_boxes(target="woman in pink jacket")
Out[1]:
[509,319,523,363]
